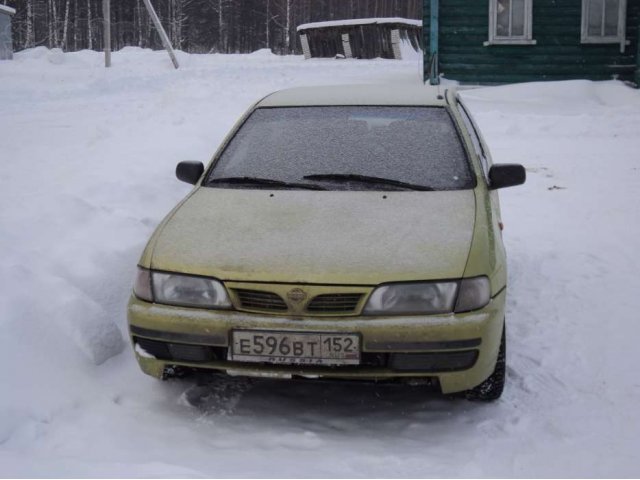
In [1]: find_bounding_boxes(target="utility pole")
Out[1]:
[103,0,111,67]
[141,0,180,69]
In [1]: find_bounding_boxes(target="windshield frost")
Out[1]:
[207,106,474,190]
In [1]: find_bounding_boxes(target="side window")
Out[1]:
[458,103,490,180]
[486,0,535,45]
[581,0,627,52]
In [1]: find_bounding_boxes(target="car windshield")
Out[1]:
[205,106,474,191]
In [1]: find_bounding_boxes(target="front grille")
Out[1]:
[233,288,288,311]
[307,293,363,314]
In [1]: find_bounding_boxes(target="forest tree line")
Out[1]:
[5,0,422,54]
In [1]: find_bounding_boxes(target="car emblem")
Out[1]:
[287,288,307,304]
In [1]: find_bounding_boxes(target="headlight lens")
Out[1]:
[134,269,232,309]
[363,281,458,315]
[454,276,491,313]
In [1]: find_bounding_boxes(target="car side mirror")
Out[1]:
[488,164,526,190]
[176,161,204,185]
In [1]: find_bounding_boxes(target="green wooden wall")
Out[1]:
[423,0,640,84]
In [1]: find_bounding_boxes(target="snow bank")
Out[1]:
[0,47,639,477]
[399,38,422,61]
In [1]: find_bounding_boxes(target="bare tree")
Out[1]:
[24,0,35,47]
[61,0,70,49]
[285,0,291,52]
[87,0,93,49]
[8,0,421,55]
[73,0,79,49]
[205,0,231,53]
[265,0,269,48]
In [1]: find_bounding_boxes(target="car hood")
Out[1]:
[149,188,476,285]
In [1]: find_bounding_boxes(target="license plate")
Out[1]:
[229,330,360,366]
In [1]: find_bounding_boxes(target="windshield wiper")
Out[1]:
[303,174,434,191]
[206,176,326,190]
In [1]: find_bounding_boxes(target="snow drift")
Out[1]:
[0,48,639,477]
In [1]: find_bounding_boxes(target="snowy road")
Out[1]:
[1,48,639,477]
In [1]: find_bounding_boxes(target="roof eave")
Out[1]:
[0,5,16,15]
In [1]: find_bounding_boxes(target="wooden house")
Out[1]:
[297,18,422,60]
[423,0,640,85]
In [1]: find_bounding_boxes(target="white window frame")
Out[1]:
[581,0,628,52]
[485,0,536,46]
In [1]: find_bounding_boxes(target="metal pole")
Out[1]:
[103,0,111,67]
[141,0,180,69]
[429,0,439,85]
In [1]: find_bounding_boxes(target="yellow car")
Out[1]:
[127,84,525,401]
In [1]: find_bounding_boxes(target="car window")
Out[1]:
[206,106,475,191]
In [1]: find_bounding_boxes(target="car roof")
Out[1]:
[257,84,451,108]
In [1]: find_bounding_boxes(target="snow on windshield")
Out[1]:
[208,106,474,190]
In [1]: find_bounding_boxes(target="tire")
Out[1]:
[465,324,506,402]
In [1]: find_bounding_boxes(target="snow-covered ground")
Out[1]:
[1,47,639,477]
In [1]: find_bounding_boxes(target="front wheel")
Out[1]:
[465,325,506,402]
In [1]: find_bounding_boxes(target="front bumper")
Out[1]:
[127,289,506,394]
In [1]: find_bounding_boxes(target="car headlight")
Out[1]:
[133,267,153,302]
[454,276,491,313]
[363,281,458,315]
[362,276,492,315]
[133,267,232,309]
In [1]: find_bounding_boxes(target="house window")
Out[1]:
[581,0,627,51]
[486,0,536,45]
